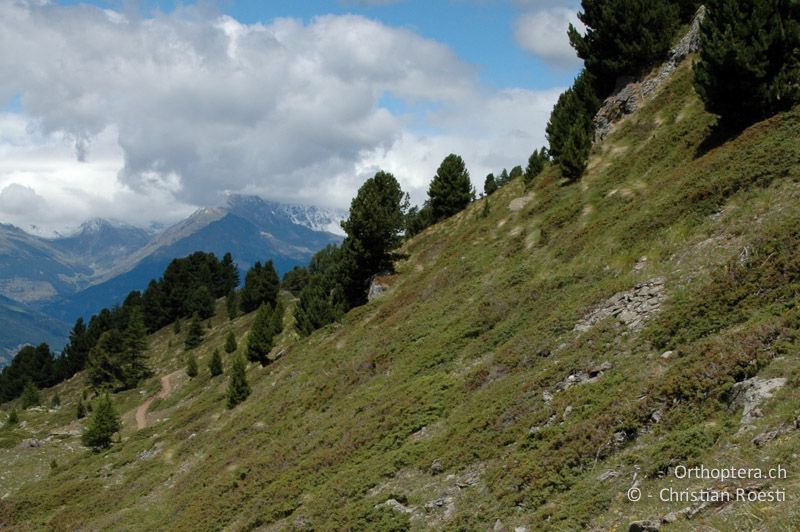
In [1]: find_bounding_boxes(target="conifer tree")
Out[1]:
[246,304,274,366]
[568,0,679,93]
[524,147,548,189]
[339,171,408,307]
[76,399,86,419]
[20,381,40,409]
[509,165,523,181]
[268,301,285,338]
[7,408,19,425]
[225,330,238,354]
[173,318,182,335]
[187,285,216,319]
[226,289,238,321]
[50,393,61,408]
[81,394,121,451]
[497,168,511,187]
[240,261,280,313]
[186,353,198,378]
[427,154,475,222]
[694,0,800,127]
[227,354,250,409]
[121,307,150,388]
[209,349,223,377]
[184,313,205,350]
[483,173,498,196]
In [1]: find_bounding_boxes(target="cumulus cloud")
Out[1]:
[0,183,46,216]
[513,4,584,68]
[0,1,562,234]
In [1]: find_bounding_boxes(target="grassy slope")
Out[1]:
[1,61,800,530]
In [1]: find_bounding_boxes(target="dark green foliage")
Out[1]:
[81,394,121,451]
[58,318,91,380]
[339,171,408,307]
[524,147,548,189]
[675,0,702,20]
[85,307,150,392]
[0,343,55,402]
[481,197,491,218]
[404,203,433,237]
[546,71,600,181]
[694,0,800,127]
[294,244,348,336]
[282,266,310,296]
[509,165,523,181]
[246,304,275,366]
[427,154,475,222]
[186,353,198,378]
[173,318,182,334]
[239,260,280,314]
[569,0,680,93]
[226,354,250,409]
[20,381,40,409]
[187,285,215,319]
[7,408,19,425]
[209,349,223,377]
[496,168,511,187]
[76,400,86,419]
[224,330,238,354]
[50,393,60,408]
[184,313,205,350]
[226,289,239,321]
[483,173,498,196]
[143,251,238,332]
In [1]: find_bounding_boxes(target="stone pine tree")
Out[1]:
[224,330,238,354]
[184,313,205,350]
[227,353,250,409]
[239,261,280,314]
[226,289,238,321]
[186,353,198,378]
[20,381,40,409]
[568,0,680,93]
[246,304,274,366]
[173,317,182,334]
[208,348,223,377]
[122,307,150,389]
[81,394,121,451]
[76,399,86,419]
[427,154,475,223]
[694,0,800,128]
[484,173,498,196]
[7,408,19,425]
[524,148,548,189]
[339,171,408,307]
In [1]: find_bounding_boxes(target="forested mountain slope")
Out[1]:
[1,61,799,530]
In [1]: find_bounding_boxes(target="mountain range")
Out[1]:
[0,196,344,363]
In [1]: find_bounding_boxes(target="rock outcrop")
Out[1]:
[574,278,666,333]
[728,377,787,427]
[594,7,706,142]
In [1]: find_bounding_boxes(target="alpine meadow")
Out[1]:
[1,1,800,530]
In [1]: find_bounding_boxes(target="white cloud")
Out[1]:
[0,1,561,234]
[513,6,584,67]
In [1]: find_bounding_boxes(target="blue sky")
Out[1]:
[0,0,583,234]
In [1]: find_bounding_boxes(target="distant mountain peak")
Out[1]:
[225,194,346,236]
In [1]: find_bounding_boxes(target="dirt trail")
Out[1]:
[135,374,172,430]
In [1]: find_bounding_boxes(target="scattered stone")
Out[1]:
[508,193,534,212]
[661,507,691,524]
[380,498,415,515]
[563,405,573,419]
[493,518,505,531]
[752,420,797,447]
[542,391,553,403]
[628,520,661,532]
[597,470,620,481]
[728,377,787,427]
[574,278,666,333]
[594,7,705,141]
[660,351,674,360]
[431,459,444,475]
[19,438,43,449]
[551,362,614,394]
